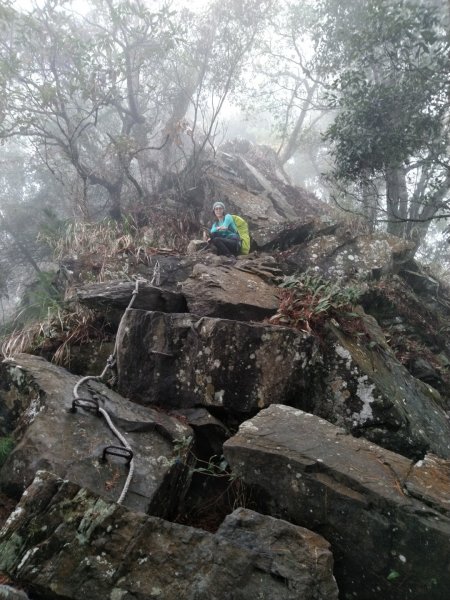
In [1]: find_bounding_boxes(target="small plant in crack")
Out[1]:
[190,455,232,478]
[269,270,362,334]
[173,438,233,479]
[172,439,254,532]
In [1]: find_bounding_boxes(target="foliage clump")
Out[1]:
[269,270,362,334]
[0,437,14,468]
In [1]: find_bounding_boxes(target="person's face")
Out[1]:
[214,206,224,218]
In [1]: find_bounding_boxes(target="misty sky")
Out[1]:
[12,0,212,13]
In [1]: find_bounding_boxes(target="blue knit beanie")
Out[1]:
[213,201,225,211]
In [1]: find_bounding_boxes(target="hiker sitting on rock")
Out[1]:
[208,201,241,256]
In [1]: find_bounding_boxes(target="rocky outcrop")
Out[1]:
[0,354,193,516]
[0,471,339,600]
[197,144,338,252]
[320,312,450,459]
[181,261,280,320]
[4,143,450,600]
[74,280,187,313]
[116,310,320,413]
[206,152,300,223]
[283,231,414,280]
[224,404,450,600]
[115,299,450,458]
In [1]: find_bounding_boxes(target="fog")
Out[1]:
[1,0,449,288]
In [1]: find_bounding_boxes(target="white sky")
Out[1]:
[12,0,211,13]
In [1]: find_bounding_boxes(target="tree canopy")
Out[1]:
[0,0,449,267]
[0,0,273,219]
[316,0,450,243]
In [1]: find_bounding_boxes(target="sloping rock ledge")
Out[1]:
[0,471,338,600]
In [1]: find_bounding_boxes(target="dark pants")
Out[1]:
[210,236,240,256]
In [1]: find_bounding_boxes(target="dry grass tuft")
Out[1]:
[1,304,108,367]
[2,212,196,362]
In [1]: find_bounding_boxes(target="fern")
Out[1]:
[271,270,362,333]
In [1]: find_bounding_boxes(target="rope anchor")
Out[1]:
[70,278,141,505]
[102,445,134,466]
[70,396,100,415]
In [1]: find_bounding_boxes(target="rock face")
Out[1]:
[320,313,450,459]
[205,155,299,224]
[284,231,414,280]
[204,145,329,223]
[4,144,450,600]
[0,354,193,516]
[198,144,338,252]
[0,471,339,600]
[115,301,450,458]
[74,280,187,312]
[224,405,450,600]
[116,310,320,413]
[359,267,450,408]
[181,261,280,320]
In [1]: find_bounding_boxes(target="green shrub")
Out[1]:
[0,436,14,467]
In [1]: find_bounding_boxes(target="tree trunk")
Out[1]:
[385,166,408,238]
[405,172,450,249]
[279,82,318,166]
[361,179,378,232]
[106,180,125,221]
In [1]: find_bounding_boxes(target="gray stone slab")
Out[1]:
[116,310,320,413]
[0,471,338,600]
[224,405,450,600]
[0,354,193,517]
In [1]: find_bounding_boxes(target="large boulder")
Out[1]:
[205,153,300,223]
[321,312,450,459]
[0,354,193,517]
[224,405,450,600]
[115,300,450,459]
[283,231,414,280]
[0,470,339,600]
[198,145,338,251]
[72,279,187,328]
[181,261,280,320]
[116,310,320,413]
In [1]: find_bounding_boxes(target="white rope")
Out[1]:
[99,407,135,505]
[150,260,160,286]
[71,278,141,504]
